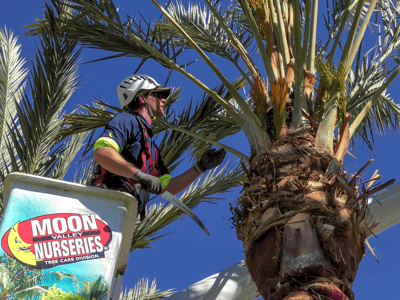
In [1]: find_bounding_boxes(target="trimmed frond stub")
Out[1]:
[232,125,389,299]
[270,79,288,140]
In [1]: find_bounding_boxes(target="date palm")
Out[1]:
[26,0,400,299]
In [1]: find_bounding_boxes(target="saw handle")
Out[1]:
[133,183,166,195]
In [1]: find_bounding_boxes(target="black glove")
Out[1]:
[133,170,162,194]
[197,148,226,172]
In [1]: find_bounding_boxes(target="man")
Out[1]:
[91,74,226,220]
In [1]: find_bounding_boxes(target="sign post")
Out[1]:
[0,172,138,299]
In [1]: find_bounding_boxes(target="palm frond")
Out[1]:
[51,130,90,180]
[119,278,175,300]
[155,1,253,82]
[26,0,184,66]
[13,286,50,299]
[57,100,118,141]
[0,254,66,299]
[78,277,109,299]
[1,33,82,178]
[344,8,400,149]
[151,0,268,150]
[130,163,245,250]
[348,67,400,150]
[157,78,246,169]
[0,28,28,135]
[0,28,28,178]
[73,156,96,185]
[32,0,269,150]
[57,88,181,141]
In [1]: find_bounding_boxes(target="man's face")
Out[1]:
[148,92,166,118]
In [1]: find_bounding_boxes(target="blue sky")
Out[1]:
[2,1,400,299]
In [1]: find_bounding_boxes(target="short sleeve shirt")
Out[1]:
[97,112,168,203]
[100,112,158,171]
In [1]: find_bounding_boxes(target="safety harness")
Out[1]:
[92,115,160,221]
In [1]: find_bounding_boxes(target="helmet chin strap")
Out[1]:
[146,94,156,120]
[147,105,155,120]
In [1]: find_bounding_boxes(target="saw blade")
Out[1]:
[162,191,210,236]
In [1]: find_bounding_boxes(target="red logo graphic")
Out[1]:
[1,213,112,269]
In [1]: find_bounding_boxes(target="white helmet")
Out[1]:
[117,74,171,108]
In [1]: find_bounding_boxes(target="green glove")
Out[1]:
[160,174,172,189]
[197,148,226,172]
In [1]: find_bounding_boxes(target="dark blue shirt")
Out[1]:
[97,112,168,206]
[100,112,158,172]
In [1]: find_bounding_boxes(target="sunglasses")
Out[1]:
[150,92,164,99]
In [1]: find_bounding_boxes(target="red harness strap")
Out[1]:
[124,123,160,221]
[93,118,160,221]
[93,120,160,189]
[92,166,108,187]
[124,123,160,191]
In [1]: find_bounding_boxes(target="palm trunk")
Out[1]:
[232,127,374,300]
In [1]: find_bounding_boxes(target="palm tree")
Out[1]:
[0,253,47,299]
[0,253,75,300]
[26,0,400,299]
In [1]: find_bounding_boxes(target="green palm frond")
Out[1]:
[0,254,70,299]
[130,164,245,250]
[1,33,81,178]
[157,79,245,170]
[342,3,400,148]
[0,22,87,214]
[58,88,181,141]
[51,130,90,180]
[348,75,400,151]
[119,278,175,300]
[12,285,50,299]
[26,0,185,67]
[155,1,253,82]
[61,80,244,174]
[29,0,269,150]
[157,1,249,57]
[73,156,96,185]
[57,100,118,141]
[47,273,108,299]
[78,277,109,299]
[0,28,27,136]
[26,0,400,155]
[0,28,28,179]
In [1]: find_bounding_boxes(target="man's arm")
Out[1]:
[94,146,164,194]
[94,147,139,178]
[165,149,227,195]
[165,166,202,195]
[95,146,201,194]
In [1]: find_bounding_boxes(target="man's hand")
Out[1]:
[133,170,163,194]
[197,148,226,172]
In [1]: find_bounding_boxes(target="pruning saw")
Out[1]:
[133,184,210,236]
